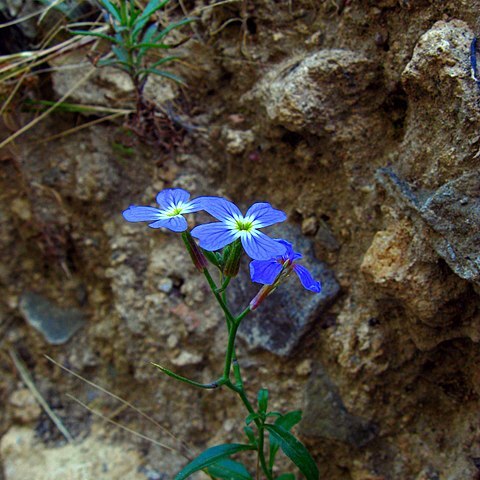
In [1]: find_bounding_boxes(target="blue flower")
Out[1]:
[122,188,202,232]
[191,197,287,260]
[250,239,321,292]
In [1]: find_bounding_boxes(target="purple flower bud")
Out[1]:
[181,232,208,272]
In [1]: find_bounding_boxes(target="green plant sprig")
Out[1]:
[153,235,319,480]
[69,0,195,102]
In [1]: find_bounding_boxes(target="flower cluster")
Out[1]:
[123,188,321,294]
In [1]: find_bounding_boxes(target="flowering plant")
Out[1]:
[123,188,321,480]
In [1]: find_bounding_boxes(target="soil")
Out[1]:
[1,1,480,479]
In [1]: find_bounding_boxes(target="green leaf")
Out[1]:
[266,412,282,419]
[175,444,254,480]
[244,427,256,446]
[99,0,122,23]
[264,425,318,480]
[142,22,159,44]
[69,30,118,43]
[206,459,253,480]
[112,45,129,63]
[119,0,128,25]
[245,412,260,425]
[257,388,268,415]
[153,17,196,42]
[140,68,184,84]
[269,411,303,470]
[202,250,221,268]
[132,0,169,39]
[135,42,170,49]
[149,56,179,69]
[276,411,302,430]
[276,474,295,480]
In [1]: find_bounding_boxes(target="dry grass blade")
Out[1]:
[194,0,241,13]
[45,354,193,457]
[0,72,26,116]
[66,394,182,454]
[0,8,47,29]
[0,66,97,149]
[10,348,74,443]
[33,112,126,144]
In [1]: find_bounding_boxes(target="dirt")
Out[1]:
[1,1,480,479]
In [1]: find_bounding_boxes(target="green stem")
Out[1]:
[222,321,239,379]
[199,261,272,478]
[203,268,234,326]
[217,276,231,293]
[152,362,223,389]
[225,380,273,480]
[257,424,271,480]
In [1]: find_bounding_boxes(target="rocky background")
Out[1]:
[1,0,480,479]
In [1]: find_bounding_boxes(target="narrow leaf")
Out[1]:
[276,474,295,480]
[206,458,253,480]
[135,42,171,50]
[245,412,260,426]
[257,388,268,415]
[276,411,302,430]
[142,22,159,44]
[99,0,122,22]
[69,30,118,43]
[265,425,318,480]
[112,45,129,63]
[140,68,184,84]
[153,17,196,42]
[269,411,303,471]
[132,0,169,38]
[175,444,254,480]
[244,427,256,446]
[148,56,179,70]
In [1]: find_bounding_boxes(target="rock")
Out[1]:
[399,20,480,187]
[222,128,255,155]
[232,223,340,356]
[19,292,86,345]
[74,150,119,203]
[376,168,480,288]
[9,389,41,424]
[250,49,382,136]
[171,351,203,366]
[361,218,469,324]
[301,216,318,236]
[300,365,377,447]
[51,51,177,109]
[0,427,145,480]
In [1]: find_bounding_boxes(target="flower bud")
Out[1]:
[223,239,242,277]
[249,284,278,311]
[181,231,208,272]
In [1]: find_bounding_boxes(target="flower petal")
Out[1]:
[245,203,287,228]
[149,215,188,232]
[191,222,238,251]
[249,259,283,285]
[181,197,206,214]
[275,239,302,261]
[293,264,321,292]
[123,206,163,222]
[156,188,190,208]
[194,196,242,221]
[241,231,287,260]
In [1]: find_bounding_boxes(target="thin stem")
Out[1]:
[217,276,231,293]
[236,306,251,324]
[152,362,222,389]
[225,379,273,480]
[222,321,239,379]
[257,424,272,480]
[203,268,235,325]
